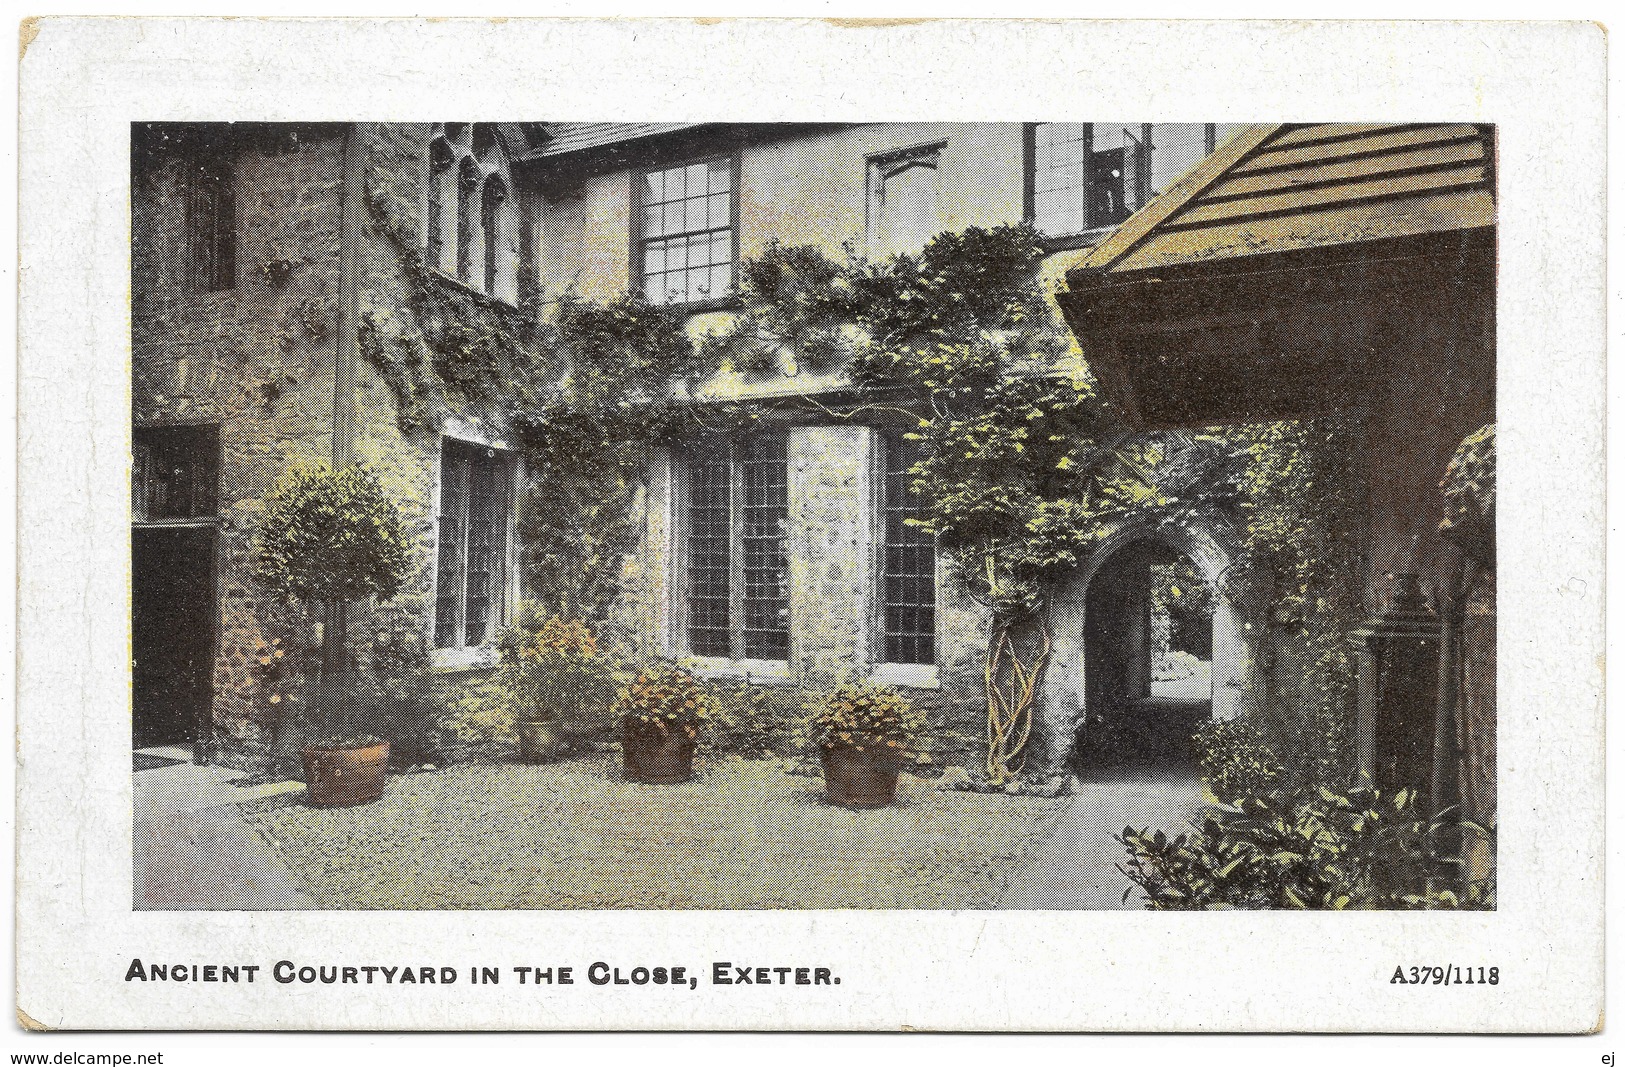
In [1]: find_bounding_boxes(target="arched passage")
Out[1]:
[1038,522,1250,775]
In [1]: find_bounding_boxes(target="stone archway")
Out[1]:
[1036,522,1251,775]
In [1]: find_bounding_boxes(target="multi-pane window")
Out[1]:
[685,443,733,657]
[1029,123,1247,238]
[880,432,936,665]
[683,433,790,660]
[185,153,235,292]
[739,435,791,660]
[435,440,513,650]
[637,158,735,306]
[133,425,220,522]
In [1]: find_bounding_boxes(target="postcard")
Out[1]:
[14,16,1606,1032]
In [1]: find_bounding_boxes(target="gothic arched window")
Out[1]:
[426,136,455,272]
[482,175,509,299]
[426,123,519,301]
[456,156,481,284]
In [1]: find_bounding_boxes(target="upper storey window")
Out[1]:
[184,151,236,293]
[635,157,737,307]
[1028,123,1246,241]
[426,123,519,303]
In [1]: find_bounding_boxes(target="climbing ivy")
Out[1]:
[513,293,700,621]
[360,188,553,435]
[1223,415,1368,789]
[361,178,704,623]
[705,224,1254,781]
[358,174,1369,787]
[1440,422,1495,565]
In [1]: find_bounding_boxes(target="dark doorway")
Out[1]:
[132,424,219,755]
[132,525,217,750]
[1072,540,1215,773]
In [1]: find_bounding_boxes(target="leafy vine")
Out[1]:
[355,177,1369,787]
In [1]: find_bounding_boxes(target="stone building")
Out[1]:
[132,122,546,767]
[527,121,1255,772]
[1056,123,1497,832]
[132,120,1260,772]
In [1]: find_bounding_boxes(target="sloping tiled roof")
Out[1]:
[1068,123,1496,279]
[524,122,708,160]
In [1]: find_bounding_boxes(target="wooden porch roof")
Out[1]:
[1054,123,1497,431]
[1066,123,1496,282]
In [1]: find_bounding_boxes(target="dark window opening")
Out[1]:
[185,154,235,292]
[1029,122,1231,238]
[426,137,454,270]
[482,176,508,296]
[133,425,219,522]
[456,157,480,284]
[881,432,936,665]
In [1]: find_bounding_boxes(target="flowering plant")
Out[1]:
[612,665,714,742]
[496,615,612,727]
[251,635,296,711]
[808,683,924,759]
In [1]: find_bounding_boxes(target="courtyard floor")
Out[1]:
[139,752,1207,910]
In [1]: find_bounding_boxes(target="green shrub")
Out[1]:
[1194,717,1284,801]
[253,464,413,606]
[253,463,415,749]
[496,614,617,729]
[706,684,805,759]
[1117,785,1493,911]
[807,683,925,761]
[1440,422,1495,564]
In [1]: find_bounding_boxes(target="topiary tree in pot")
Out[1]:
[254,463,413,806]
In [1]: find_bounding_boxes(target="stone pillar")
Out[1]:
[787,425,875,689]
[1350,573,1442,805]
[639,447,675,661]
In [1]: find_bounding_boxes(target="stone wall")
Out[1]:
[612,424,991,771]
[134,123,536,769]
[352,123,528,669]
[133,127,346,764]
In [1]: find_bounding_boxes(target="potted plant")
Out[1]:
[809,683,924,809]
[500,614,610,763]
[612,665,713,783]
[254,463,412,807]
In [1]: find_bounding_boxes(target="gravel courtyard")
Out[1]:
[244,755,1080,909]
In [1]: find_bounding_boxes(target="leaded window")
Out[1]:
[133,425,219,522]
[685,443,733,658]
[739,434,790,660]
[435,440,513,650]
[880,432,936,665]
[683,432,789,660]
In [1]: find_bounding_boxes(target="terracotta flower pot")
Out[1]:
[518,719,568,764]
[820,744,902,809]
[621,718,696,784]
[301,740,390,807]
